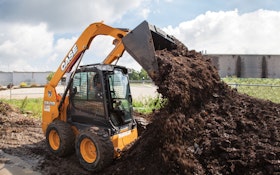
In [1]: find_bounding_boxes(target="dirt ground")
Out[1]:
[0,38,280,174]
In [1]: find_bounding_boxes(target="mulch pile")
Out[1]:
[101,40,280,175]
[0,101,42,150]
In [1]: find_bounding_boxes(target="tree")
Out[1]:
[128,68,150,80]
[128,69,140,80]
[139,68,150,80]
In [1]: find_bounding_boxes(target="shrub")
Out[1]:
[20,82,28,88]
[133,95,166,114]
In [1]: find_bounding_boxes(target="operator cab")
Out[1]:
[68,64,135,133]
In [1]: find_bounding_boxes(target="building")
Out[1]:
[0,71,52,86]
[207,54,280,78]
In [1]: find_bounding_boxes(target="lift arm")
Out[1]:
[49,22,128,88]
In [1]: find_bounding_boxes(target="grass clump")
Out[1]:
[1,98,42,118]
[133,95,166,114]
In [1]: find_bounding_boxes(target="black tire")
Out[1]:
[75,127,114,172]
[46,120,75,157]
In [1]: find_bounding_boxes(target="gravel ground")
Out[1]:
[0,84,158,100]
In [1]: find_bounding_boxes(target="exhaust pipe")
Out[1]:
[122,21,177,78]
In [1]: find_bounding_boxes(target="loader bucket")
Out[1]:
[122,20,177,78]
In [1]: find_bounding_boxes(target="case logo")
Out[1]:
[61,44,78,71]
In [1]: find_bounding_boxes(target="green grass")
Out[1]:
[222,77,280,85]
[0,96,163,118]
[1,97,43,118]
[222,77,280,103]
[1,96,162,119]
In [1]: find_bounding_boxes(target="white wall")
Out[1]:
[207,54,280,78]
[0,71,51,86]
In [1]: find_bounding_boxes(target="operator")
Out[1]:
[93,74,103,101]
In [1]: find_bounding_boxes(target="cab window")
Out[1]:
[71,71,104,116]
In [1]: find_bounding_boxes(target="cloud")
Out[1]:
[0,22,53,57]
[0,0,148,32]
[2,7,280,73]
[0,22,54,71]
[0,20,142,72]
[82,36,142,71]
[81,36,115,65]
[49,37,77,62]
[0,0,151,72]
[140,8,151,19]
[163,9,280,54]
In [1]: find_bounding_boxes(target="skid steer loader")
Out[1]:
[42,21,176,172]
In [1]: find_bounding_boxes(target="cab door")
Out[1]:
[68,71,108,127]
[107,68,133,126]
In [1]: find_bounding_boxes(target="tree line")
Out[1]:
[128,68,150,80]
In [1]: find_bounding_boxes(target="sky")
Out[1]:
[0,0,280,72]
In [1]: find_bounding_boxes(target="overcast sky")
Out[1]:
[0,0,280,72]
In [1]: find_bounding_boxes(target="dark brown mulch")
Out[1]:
[101,40,280,175]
